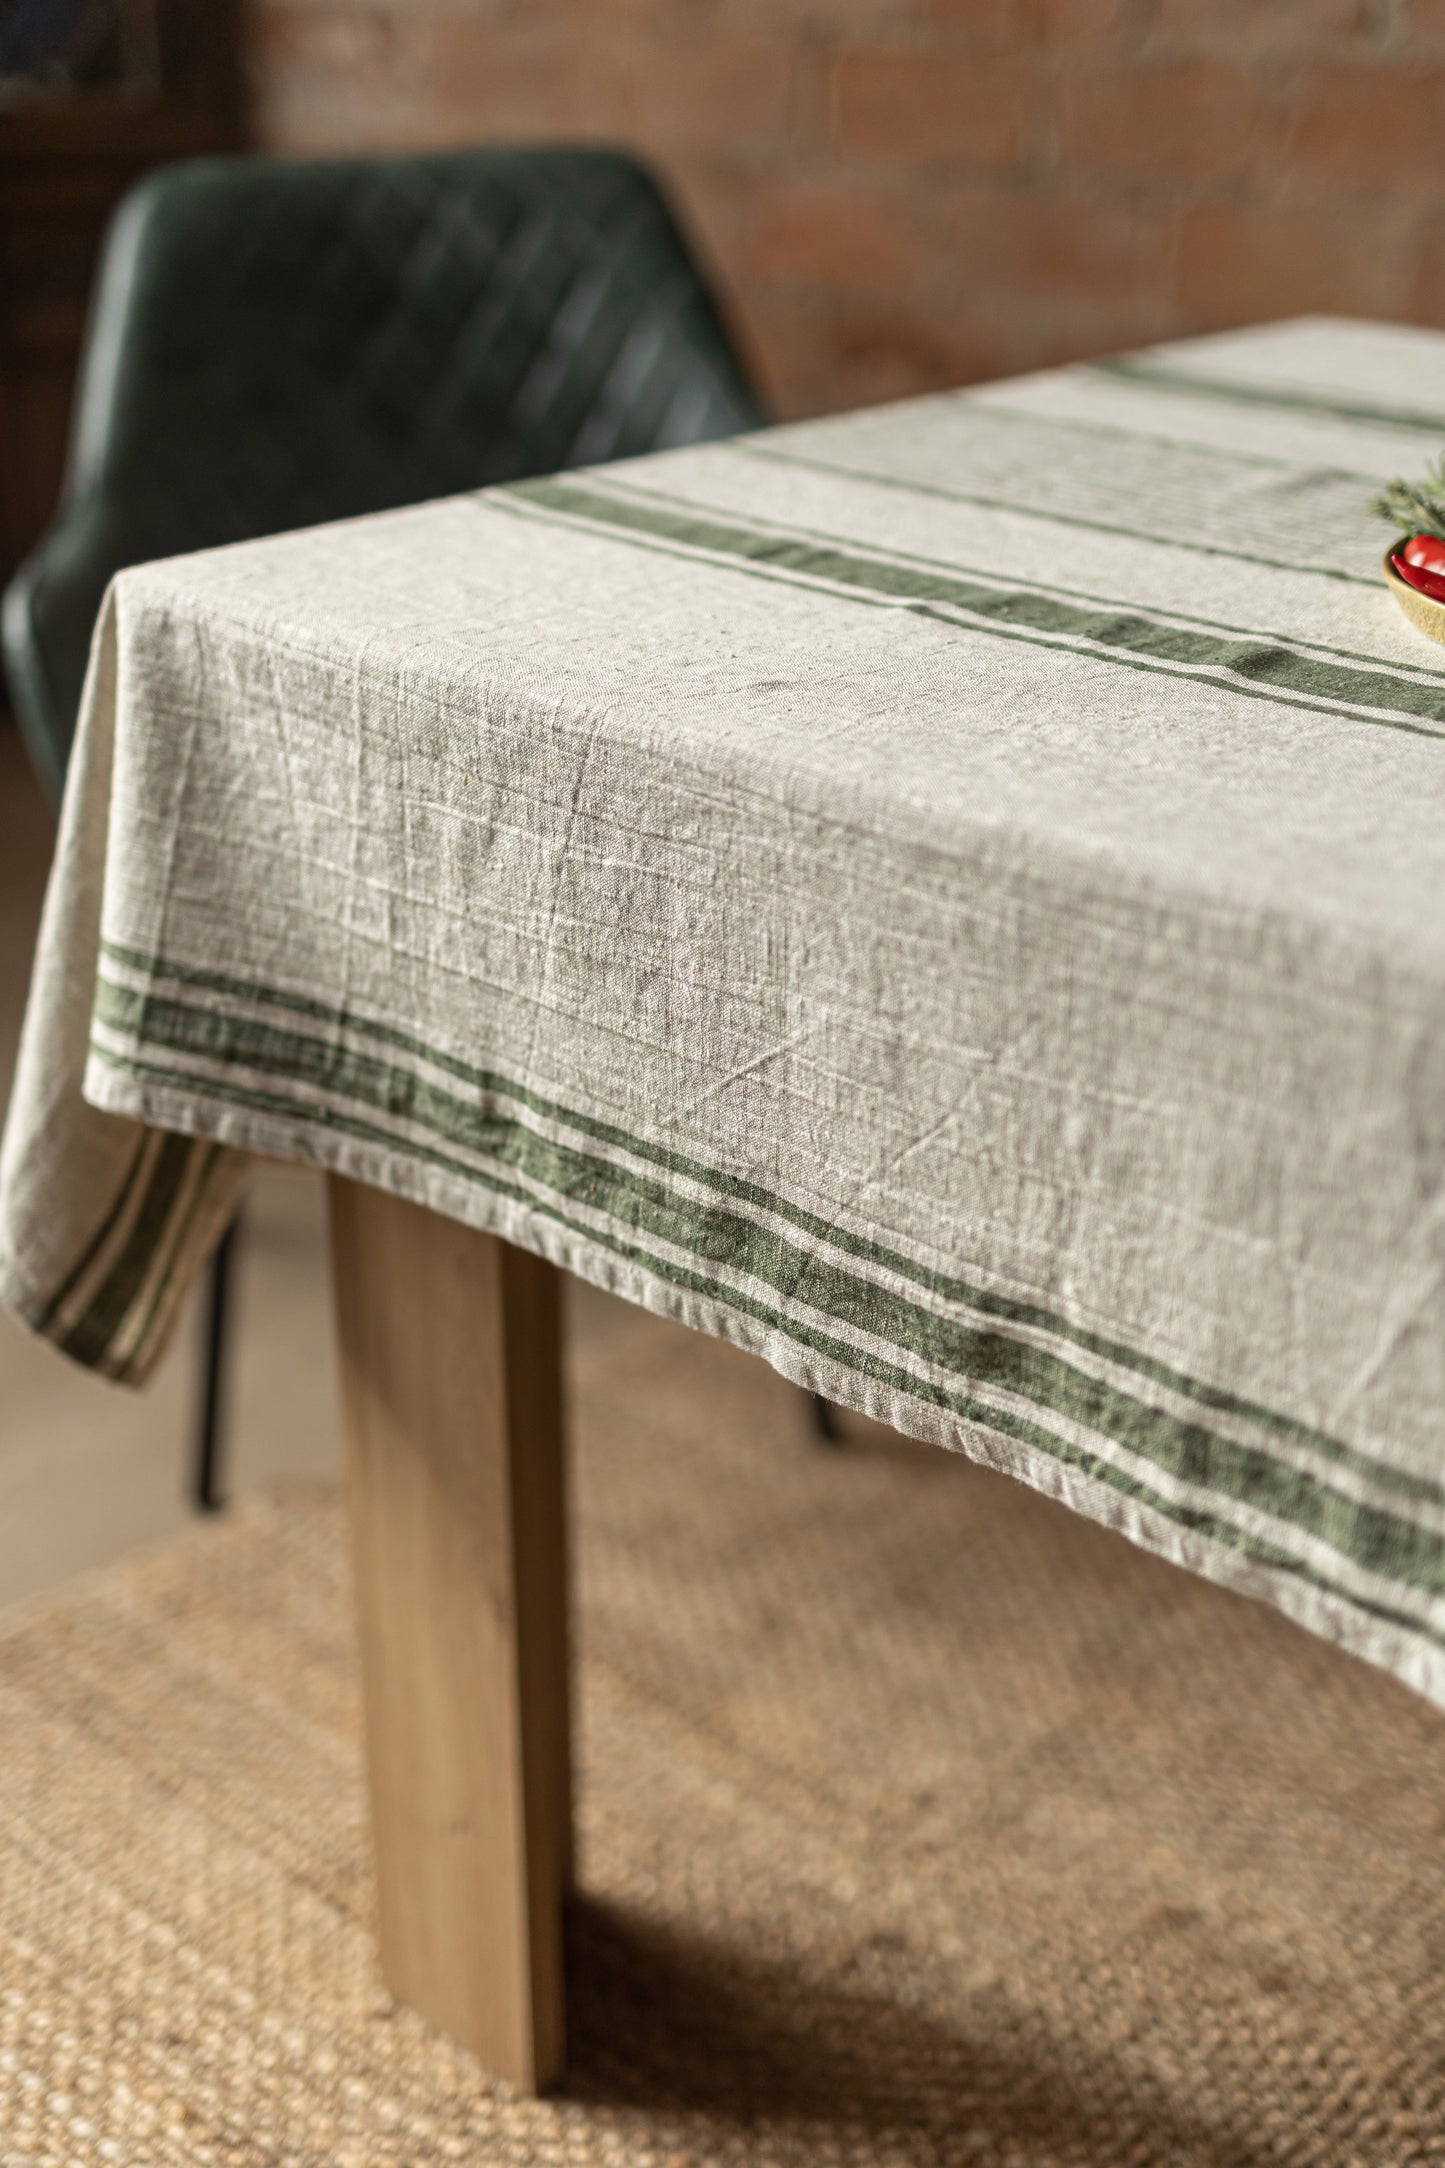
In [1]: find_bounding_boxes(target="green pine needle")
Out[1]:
[1374,454,1445,541]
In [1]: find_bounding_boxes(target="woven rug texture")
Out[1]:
[1,1298,1443,2167]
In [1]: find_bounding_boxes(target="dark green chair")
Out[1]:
[2,145,764,1507]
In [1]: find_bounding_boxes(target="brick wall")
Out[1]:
[246,0,1445,418]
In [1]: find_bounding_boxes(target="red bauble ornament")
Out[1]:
[1401,532,1445,576]
[1391,551,1445,603]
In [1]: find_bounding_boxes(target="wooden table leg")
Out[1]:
[327,1175,572,2093]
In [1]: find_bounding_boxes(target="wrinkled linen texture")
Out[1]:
[5,315,1445,1703]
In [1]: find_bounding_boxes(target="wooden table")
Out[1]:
[330,1182,571,2092]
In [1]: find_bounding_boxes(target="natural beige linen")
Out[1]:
[5,315,1445,1702]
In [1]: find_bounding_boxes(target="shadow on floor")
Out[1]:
[561,1895,1272,2167]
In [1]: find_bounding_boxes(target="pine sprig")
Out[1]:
[1374,454,1445,541]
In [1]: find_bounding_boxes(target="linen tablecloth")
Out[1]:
[5,315,1445,1704]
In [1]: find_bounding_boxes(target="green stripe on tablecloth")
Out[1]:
[497,477,1445,741]
[96,935,1445,1511]
[1091,358,1445,437]
[34,1131,152,1333]
[952,391,1381,474]
[88,968,1445,1607]
[643,462,1435,684]
[114,1142,227,1382]
[85,1029,1445,1654]
[733,441,1381,592]
[59,1132,204,1370]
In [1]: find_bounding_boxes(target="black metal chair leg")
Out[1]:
[194,1216,239,1513]
[811,1392,845,1446]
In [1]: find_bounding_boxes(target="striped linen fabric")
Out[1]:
[4,315,1445,1704]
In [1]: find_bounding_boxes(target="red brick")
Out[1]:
[943,187,1175,303]
[788,35,834,155]
[923,0,1045,37]
[1174,200,1410,323]
[1288,63,1445,194]
[1150,0,1377,54]
[829,46,1040,164]
[1057,60,1276,183]
[658,163,753,276]
[256,0,394,58]
[828,304,1022,405]
[626,33,798,155]
[740,184,926,296]
[928,0,1130,42]
[732,293,836,418]
[249,3,417,150]
[1403,211,1445,322]
[416,24,577,136]
[727,0,929,24]
[422,22,796,156]
[1037,0,1134,41]
[1017,299,1187,367]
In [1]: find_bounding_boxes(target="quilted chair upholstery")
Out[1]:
[2,145,764,797]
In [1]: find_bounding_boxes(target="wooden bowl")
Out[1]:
[1383,540,1445,647]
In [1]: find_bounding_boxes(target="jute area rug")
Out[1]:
[2,1297,1444,2168]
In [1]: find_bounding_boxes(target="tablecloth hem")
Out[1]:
[3,1075,253,1387]
[80,1062,1445,1714]
[0,1249,54,1346]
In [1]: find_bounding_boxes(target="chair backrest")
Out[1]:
[2,146,763,797]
